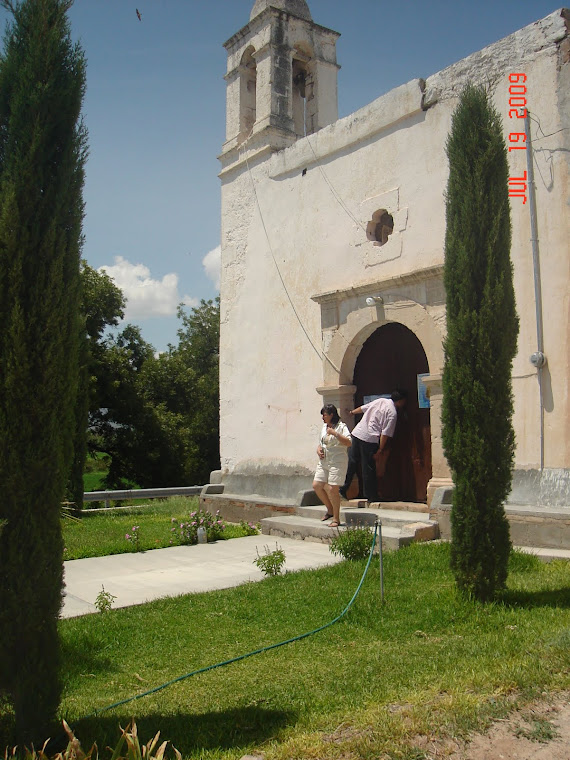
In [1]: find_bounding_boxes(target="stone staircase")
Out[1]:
[200,484,570,560]
[260,500,439,551]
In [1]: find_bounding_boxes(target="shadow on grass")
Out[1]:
[500,586,570,609]
[72,705,295,756]
[61,636,114,680]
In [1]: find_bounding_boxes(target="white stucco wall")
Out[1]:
[219,9,570,501]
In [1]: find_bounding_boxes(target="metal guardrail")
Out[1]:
[83,486,203,508]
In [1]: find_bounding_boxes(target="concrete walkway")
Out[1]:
[62,535,342,619]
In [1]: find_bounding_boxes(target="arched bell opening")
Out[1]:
[239,46,257,142]
[292,44,315,137]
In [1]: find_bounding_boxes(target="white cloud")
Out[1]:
[100,256,198,320]
[202,245,221,290]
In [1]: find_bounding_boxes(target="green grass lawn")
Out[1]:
[63,497,252,560]
[26,544,570,760]
[82,470,107,492]
[82,452,110,493]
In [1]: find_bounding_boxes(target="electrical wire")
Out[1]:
[527,111,570,143]
[242,147,343,375]
[522,112,554,191]
[304,133,368,234]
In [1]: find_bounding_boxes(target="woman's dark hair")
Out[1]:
[320,404,340,424]
[390,389,408,402]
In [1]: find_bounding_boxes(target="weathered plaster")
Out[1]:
[218,7,570,504]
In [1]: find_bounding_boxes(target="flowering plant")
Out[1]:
[170,508,225,545]
[253,543,285,576]
[239,519,260,536]
[125,525,141,551]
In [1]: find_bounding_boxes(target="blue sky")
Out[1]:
[0,0,562,351]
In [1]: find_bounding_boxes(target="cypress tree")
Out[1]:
[0,0,86,743]
[442,85,519,602]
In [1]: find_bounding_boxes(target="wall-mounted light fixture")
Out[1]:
[365,295,384,306]
[530,351,546,368]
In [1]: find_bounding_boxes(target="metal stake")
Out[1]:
[377,520,384,603]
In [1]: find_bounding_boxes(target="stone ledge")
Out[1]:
[514,546,570,563]
[200,492,296,523]
[432,502,570,549]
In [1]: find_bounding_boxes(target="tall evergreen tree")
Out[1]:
[442,85,519,602]
[0,0,86,743]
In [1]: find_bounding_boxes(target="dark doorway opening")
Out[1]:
[351,322,432,502]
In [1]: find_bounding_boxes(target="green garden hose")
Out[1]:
[78,522,379,722]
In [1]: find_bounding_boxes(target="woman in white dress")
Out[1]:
[312,404,352,528]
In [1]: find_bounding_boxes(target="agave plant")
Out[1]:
[4,720,180,760]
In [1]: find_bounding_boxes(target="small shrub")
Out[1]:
[125,525,141,551]
[239,519,260,536]
[170,508,225,546]
[94,585,116,613]
[329,526,374,560]
[254,543,286,576]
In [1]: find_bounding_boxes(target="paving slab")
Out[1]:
[61,535,342,619]
[514,545,570,562]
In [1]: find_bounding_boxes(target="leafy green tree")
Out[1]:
[0,0,86,743]
[67,262,126,506]
[442,84,519,602]
[91,324,161,487]
[67,329,89,509]
[81,262,126,441]
[82,260,126,345]
[90,299,220,490]
[166,297,220,483]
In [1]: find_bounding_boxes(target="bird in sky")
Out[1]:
[136,8,142,21]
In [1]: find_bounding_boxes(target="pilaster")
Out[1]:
[316,384,357,427]
[422,373,453,506]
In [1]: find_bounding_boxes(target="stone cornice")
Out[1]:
[311,264,445,304]
[223,7,339,53]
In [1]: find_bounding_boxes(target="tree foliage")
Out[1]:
[82,260,125,344]
[67,262,126,507]
[89,298,220,489]
[0,0,86,742]
[442,85,519,602]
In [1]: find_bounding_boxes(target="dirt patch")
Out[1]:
[242,694,570,760]
[427,692,570,760]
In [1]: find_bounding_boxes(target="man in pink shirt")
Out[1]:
[340,389,407,503]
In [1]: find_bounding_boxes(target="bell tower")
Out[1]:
[220,0,340,171]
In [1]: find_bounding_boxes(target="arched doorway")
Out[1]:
[352,322,432,502]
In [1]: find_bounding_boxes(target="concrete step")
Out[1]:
[261,513,437,550]
[342,498,431,514]
[514,545,570,563]
[297,503,436,531]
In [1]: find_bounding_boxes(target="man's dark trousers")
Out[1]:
[343,435,379,502]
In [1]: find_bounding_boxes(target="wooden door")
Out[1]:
[352,323,432,502]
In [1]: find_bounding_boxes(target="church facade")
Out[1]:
[216,1,570,511]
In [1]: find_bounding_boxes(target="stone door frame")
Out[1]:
[311,265,453,505]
